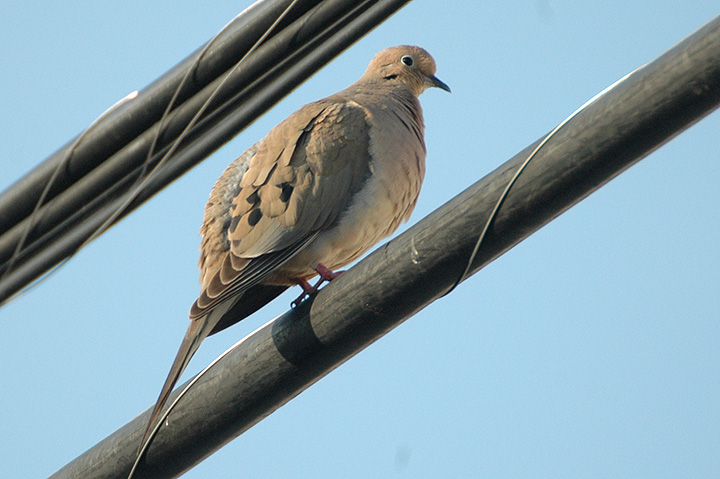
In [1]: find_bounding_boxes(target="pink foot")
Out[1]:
[314,263,344,282]
[291,263,345,307]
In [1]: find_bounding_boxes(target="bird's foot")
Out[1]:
[314,263,344,282]
[291,263,345,307]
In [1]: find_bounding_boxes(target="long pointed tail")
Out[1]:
[138,315,214,450]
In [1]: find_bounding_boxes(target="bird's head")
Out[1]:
[364,45,451,96]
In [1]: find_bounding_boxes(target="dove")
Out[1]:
[139,45,450,449]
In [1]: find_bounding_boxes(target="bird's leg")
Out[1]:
[314,263,344,282]
[291,263,345,307]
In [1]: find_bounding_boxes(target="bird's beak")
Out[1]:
[428,74,451,93]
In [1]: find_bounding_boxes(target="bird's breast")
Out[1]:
[279,100,426,279]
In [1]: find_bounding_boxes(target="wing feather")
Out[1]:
[192,97,373,321]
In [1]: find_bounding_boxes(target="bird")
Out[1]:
[139,45,450,450]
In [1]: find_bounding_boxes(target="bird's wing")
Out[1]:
[191,97,373,320]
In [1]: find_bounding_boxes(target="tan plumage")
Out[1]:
[140,45,449,448]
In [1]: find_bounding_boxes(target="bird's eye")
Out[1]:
[401,55,414,66]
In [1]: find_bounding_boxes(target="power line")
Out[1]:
[0,0,412,305]
[49,14,720,479]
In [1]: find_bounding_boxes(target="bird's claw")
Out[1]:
[291,264,345,307]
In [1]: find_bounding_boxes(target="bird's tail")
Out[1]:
[137,310,221,453]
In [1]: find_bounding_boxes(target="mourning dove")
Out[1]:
[140,45,449,448]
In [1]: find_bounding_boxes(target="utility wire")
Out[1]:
[49,14,720,479]
[0,0,413,306]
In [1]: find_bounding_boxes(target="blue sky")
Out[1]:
[1,2,719,478]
